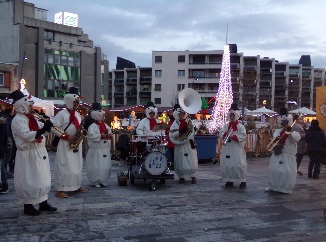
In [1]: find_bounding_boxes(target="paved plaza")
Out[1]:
[1,152,326,242]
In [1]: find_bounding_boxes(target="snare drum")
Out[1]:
[130,141,147,157]
[143,151,167,175]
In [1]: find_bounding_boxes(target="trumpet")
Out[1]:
[222,128,233,146]
[33,112,65,136]
[266,120,296,152]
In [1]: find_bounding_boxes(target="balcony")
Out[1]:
[126,91,137,97]
[126,78,137,85]
[139,76,152,84]
[139,91,151,97]
[114,79,124,85]
[275,71,286,76]
[114,92,124,97]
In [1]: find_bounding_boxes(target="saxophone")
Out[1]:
[69,115,88,151]
[169,119,195,145]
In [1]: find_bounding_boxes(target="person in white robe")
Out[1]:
[265,108,300,194]
[169,104,198,184]
[10,90,57,216]
[53,87,88,198]
[136,102,161,137]
[86,103,112,187]
[219,104,247,188]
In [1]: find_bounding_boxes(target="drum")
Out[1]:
[143,151,167,175]
[130,141,147,157]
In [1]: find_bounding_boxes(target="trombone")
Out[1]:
[266,121,296,152]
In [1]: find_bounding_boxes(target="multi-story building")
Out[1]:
[0,0,109,104]
[110,49,325,112]
[110,67,152,107]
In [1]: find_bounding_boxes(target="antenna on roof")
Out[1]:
[225,23,228,44]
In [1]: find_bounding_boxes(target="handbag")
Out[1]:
[51,120,73,148]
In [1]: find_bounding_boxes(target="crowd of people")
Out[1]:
[0,87,326,216]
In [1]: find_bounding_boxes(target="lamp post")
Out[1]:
[20,53,27,90]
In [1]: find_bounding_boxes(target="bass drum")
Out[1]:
[143,151,167,175]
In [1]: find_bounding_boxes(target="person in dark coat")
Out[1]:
[305,119,326,179]
[0,109,8,193]
[115,132,131,165]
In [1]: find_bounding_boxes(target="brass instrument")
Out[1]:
[33,112,65,136]
[169,119,195,145]
[222,128,233,146]
[69,114,88,151]
[266,120,297,152]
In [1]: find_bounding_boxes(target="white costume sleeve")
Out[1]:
[219,123,229,139]
[88,123,101,142]
[235,123,246,142]
[289,130,301,143]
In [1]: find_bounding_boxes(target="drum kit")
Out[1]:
[127,123,174,191]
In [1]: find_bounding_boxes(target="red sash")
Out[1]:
[149,118,157,130]
[67,109,80,130]
[25,114,42,143]
[94,120,108,135]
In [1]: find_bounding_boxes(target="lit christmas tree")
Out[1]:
[209,44,233,133]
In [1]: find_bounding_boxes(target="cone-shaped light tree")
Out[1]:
[209,44,233,133]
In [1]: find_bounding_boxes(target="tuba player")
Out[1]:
[169,104,198,184]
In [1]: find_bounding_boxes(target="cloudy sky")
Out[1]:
[28,0,326,70]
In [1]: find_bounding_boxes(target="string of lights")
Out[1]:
[209,44,233,133]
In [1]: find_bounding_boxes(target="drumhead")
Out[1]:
[144,151,167,175]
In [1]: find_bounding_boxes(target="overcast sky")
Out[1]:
[28,0,326,70]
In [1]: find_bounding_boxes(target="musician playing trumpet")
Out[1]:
[169,104,198,184]
[10,90,57,215]
[53,87,88,198]
[219,104,247,188]
[265,108,300,194]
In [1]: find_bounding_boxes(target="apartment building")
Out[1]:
[110,67,152,107]
[0,0,109,104]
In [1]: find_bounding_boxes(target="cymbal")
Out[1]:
[153,123,170,131]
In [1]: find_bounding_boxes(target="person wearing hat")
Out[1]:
[9,90,56,215]
[265,107,301,193]
[219,103,247,188]
[169,104,198,184]
[53,87,88,198]
[136,101,162,138]
[85,103,112,188]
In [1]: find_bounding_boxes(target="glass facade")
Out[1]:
[43,49,80,98]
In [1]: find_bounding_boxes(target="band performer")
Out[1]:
[136,102,161,138]
[169,104,198,184]
[292,114,306,175]
[53,87,88,198]
[86,103,112,187]
[219,104,247,188]
[265,108,300,194]
[10,90,57,215]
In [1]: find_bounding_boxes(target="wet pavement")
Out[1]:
[1,152,326,242]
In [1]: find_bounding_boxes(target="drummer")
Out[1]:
[136,102,162,144]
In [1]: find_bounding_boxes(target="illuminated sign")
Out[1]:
[54,12,78,27]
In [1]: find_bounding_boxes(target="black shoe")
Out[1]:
[39,200,57,212]
[308,174,312,178]
[225,182,234,187]
[0,187,9,194]
[297,171,303,176]
[239,182,246,188]
[191,177,197,184]
[313,175,319,179]
[24,204,41,216]
[178,178,185,184]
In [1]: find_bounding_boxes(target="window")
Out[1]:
[154,84,161,90]
[178,55,185,63]
[155,56,162,63]
[178,70,185,77]
[155,70,162,77]
[192,70,205,78]
[0,73,3,86]
[154,98,161,104]
[177,84,185,91]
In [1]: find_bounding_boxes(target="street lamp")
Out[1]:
[20,54,27,90]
